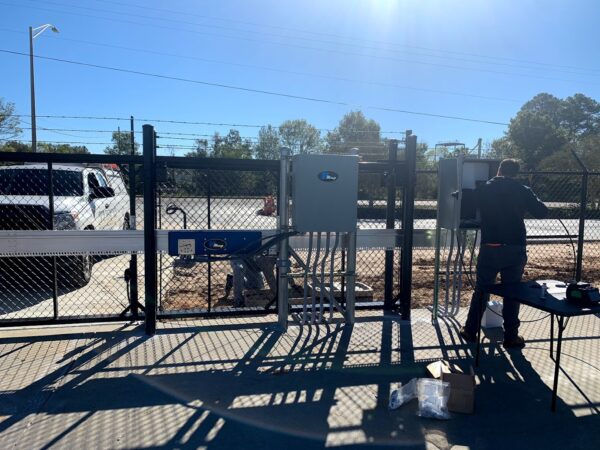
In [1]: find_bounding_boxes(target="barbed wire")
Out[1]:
[12,114,410,134]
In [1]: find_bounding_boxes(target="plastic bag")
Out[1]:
[389,379,417,410]
[417,379,451,420]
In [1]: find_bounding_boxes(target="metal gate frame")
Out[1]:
[0,124,417,334]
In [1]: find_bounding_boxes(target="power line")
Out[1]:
[0,138,112,145]
[12,0,600,80]
[3,1,597,85]
[1,49,510,126]
[0,28,521,104]
[15,123,409,135]
[89,0,600,75]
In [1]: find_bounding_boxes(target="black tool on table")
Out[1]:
[566,282,600,306]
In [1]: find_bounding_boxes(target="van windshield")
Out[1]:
[0,169,84,196]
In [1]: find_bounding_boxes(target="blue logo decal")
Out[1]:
[318,171,338,182]
[204,238,227,251]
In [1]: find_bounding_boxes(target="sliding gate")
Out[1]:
[0,124,417,333]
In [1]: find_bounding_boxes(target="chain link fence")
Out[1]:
[0,159,140,323]
[411,168,600,310]
[155,166,401,314]
[582,172,600,284]
[1,152,598,324]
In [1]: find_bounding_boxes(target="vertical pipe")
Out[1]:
[311,233,322,324]
[143,124,157,335]
[432,226,442,320]
[319,232,331,321]
[400,134,417,321]
[345,231,357,324]
[341,248,346,305]
[207,170,212,312]
[129,116,138,317]
[384,140,398,310]
[29,27,37,153]
[277,147,291,330]
[576,172,588,281]
[329,232,339,319]
[302,233,314,323]
[48,161,58,319]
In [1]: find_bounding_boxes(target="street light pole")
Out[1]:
[29,24,59,153]
[29,26,37,152]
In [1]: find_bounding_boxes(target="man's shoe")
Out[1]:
[459,327,477,343]
[503,335,525,349]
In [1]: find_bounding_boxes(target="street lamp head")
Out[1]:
[31,24,60,39]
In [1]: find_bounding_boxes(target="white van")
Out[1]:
[0,163,131,285]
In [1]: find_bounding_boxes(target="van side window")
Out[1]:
[95,172,108,187]
[107,174,126,195]
[88,173,100,191]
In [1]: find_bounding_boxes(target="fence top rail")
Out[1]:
[0,151,142,165]
[158,156,279,171]
[359,161,407,173]
[415,168,587,176]
[157,156,407,173]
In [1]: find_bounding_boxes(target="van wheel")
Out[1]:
[123,213,131,230]
[60,254,93,288]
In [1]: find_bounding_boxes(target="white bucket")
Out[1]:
[481,300,503,328]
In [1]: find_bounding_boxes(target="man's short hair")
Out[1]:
[498,159,520,177]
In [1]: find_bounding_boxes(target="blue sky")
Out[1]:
[1,0,599,155]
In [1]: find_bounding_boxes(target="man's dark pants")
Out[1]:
[464,245,527,340]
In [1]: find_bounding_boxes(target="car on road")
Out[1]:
[0,163,131,286]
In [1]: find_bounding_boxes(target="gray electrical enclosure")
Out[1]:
[437,158,500,229]
[291,154,359,232]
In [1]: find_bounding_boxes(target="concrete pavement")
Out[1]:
[0,309,599,449]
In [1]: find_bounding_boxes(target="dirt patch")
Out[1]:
[160,243,599,312]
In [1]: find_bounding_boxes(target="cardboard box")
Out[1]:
[426,360,475,414]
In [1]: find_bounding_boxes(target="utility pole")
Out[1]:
[28,24,59,153]
[29,27,36,152]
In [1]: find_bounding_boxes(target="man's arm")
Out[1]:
[523,186,549,219]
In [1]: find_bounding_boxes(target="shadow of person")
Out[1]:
[447,341,595,450]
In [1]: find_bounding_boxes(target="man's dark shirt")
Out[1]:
[477,176,549,245]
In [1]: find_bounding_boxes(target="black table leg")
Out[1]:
[550,313,554,360]
[551,315,565,412]
[475,290,484,368]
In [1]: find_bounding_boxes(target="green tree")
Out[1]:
[0,98,21,140]
[278,119,321,155]
[255,125,280,159]
[325,111,383,160]
[211,130,252,159]
[104,130,140,155]
[0,140,31,152]
[184,139,209,158]
[38,143,89,154]
[489,137,512,159]
[501,93,600,169]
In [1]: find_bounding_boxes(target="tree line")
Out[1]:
[2,94,599,203]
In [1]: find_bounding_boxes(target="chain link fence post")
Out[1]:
[143,124,157,335]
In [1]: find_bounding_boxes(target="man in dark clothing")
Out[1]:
[460,159,549,348]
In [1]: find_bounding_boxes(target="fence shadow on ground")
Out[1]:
[2,313,598,449]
